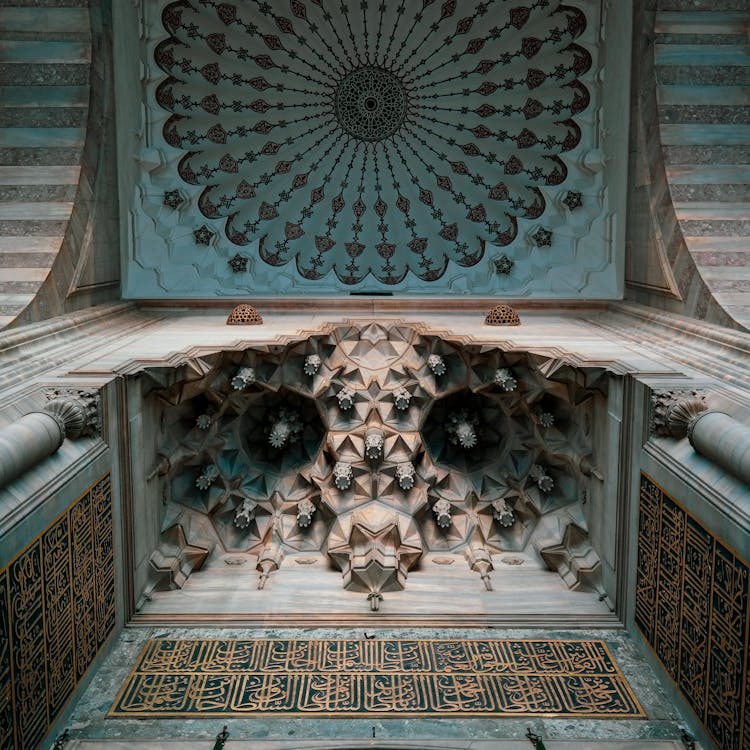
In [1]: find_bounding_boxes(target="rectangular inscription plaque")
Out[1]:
[635,472,750,750]
[0,474,115,750]
[110,638,644,719]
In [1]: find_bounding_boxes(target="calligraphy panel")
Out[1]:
[110,637,644,718]
[637,473,750,750]
[92,474,115,644]
[9,540,47,749]
[654,494,685,680]
[0,473,115,750]
[706,542,748,750]
[42,514,75,720]
[678,515,712,720]
[0,569,14,749]
[71,489,98,680]
[635,475,661,643]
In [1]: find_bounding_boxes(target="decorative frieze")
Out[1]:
[110,638,645,718]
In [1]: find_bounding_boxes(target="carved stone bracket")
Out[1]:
[257,543,284,589]
[530,464,554,493]
[365,428,385,460]
[538,521,601,592]
[231,367,256,391]
[328,512,422,595]
[234,498,257,528]
[492,498,515,527]
[494,368,517,392]
[394,387,412,411]
[427,354,446,376]
[195,464,219,490]
[445,410,479,449]
[333,461,353,490]
[337,386,356,411]
[304,354,321,376]
[44,389,101,439]
[650,389,708,438]
[433,497,452,528]
[267,408,302,448]
[396,462,416,490]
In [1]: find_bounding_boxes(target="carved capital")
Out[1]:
[650,389,708,438]
[44,389,101,439]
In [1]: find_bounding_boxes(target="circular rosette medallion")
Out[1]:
[155,1,591,287]
[335,67,408,142]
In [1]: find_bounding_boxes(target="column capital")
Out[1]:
[44,389,101,439]
[650,389,708,439]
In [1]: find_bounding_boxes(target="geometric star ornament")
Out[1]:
[154,1,591,286]
[144,325,608,601]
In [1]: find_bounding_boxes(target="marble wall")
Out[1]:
[623,0,745,331]
[10,0,122,329]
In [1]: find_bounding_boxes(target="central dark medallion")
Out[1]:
[335,66,408,142]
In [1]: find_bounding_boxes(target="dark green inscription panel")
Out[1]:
[0,474,115,750]
[636,473,750,750]
[110,638,644,718]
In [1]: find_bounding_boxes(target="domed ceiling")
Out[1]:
[122,1,629,298]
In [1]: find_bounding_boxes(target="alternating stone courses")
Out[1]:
[654,4,750,329]
[0,3,90,328]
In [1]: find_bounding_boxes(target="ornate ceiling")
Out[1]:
[144,324,608,604]
[123,0,627,298]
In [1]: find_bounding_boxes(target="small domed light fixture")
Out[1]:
[226,304,263,325]
[485,304,521,326]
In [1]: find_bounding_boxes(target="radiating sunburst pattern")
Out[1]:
[154,0,591,285]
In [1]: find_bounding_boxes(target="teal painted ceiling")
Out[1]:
[124,0,626,298]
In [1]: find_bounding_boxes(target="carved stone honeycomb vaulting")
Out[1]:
[146,324,607,602]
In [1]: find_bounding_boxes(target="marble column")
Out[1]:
[653,393,750,486]
[686,411,750,487]
[0,396,96,488]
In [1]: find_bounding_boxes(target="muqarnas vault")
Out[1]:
[144,324,608,605]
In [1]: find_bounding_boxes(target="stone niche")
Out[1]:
[142,324,607,604]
